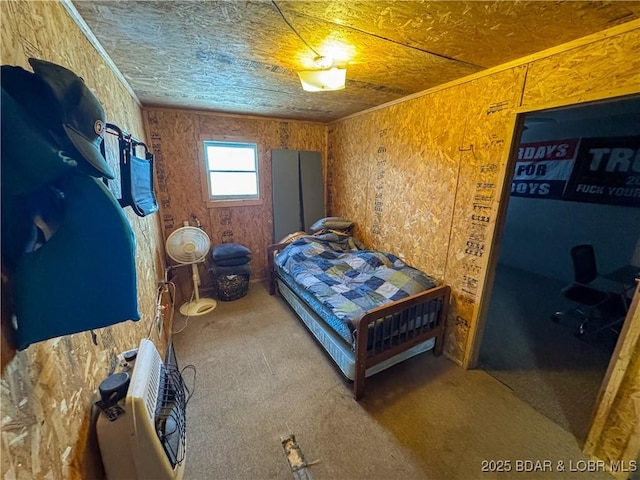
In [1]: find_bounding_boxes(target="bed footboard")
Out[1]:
[353,285,451,400]
[267,241,451,401]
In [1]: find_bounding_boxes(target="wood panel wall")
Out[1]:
[585,289,640,478]
[329,66,527,363]
[2,3,635,477]
[328,22,640,470]
[142,107,327,301]
[0,1,166,479]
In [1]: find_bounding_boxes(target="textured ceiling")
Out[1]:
[72,1,640,123]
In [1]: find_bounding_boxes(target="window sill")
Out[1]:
[206,198,264,208]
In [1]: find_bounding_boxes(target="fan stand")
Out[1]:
[179,263,217,316]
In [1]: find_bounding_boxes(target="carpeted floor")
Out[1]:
[173,280,609,480]
[479,263,618,442]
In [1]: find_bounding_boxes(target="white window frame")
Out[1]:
[200,136,263,207]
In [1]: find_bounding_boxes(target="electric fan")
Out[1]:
[165,222,217,316]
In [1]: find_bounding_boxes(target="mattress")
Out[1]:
[277,278,435,381]
[277,265,353,344]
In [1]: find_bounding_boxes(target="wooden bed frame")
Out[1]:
[267,242,451,400]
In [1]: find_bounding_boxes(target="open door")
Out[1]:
[468,95,640,457]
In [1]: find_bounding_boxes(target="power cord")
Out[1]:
[147,282,165,339]
[181,364,196,406]
[148,279,178,339]
[149,265,197,337]
[171,288,194,335]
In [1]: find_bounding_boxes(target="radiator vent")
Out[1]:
[97,339,188,480]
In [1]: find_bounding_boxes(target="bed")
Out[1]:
[267,231,450,399]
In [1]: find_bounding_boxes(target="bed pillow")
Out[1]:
[211,242,252,261]
[210,264,251,277]
[213,255,251,267]
[278,231,307,244]
[309,216,354,233]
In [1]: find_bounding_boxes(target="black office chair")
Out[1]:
[551,244,625,337]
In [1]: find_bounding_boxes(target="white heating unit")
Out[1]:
[96,339,187,480]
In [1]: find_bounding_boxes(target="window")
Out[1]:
[203,141,259,202]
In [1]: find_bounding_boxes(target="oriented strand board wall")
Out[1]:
[586,301,640,478]
[143,107,327,298]
[329,66,527,363]
[1,1,166,479]
[330,88,466,273]
[441,67,527,362]
[522,28,640,109]
[329,24,640,464]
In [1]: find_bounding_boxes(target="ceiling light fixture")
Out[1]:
[297,56,346,92]
[271,1,347,92]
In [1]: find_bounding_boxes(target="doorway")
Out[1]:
[478,96,640,441]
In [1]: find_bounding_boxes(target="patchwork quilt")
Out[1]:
[275,233,437,332]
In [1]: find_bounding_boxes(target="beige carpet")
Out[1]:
[172,281,608,480]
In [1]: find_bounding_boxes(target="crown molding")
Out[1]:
[60,0,141,107]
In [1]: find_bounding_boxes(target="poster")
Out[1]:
[510,139,579,199]
[564,136,640,207]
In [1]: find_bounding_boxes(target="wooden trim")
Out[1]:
[197,134,213,205]
[513,89,640,117]
[199,133,261,143]
[463,112,522,369]
[334,19,640,124]
[205,199,264,209]
[60,0,141,107]
[144,105,329,127]
[584,283,640,455]
[197,133,265,207]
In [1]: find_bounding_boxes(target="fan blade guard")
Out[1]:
[166,226,210,264]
